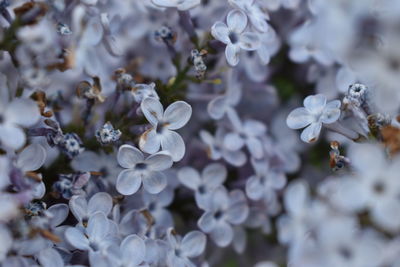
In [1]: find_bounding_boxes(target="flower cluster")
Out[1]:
[1,0,400,266]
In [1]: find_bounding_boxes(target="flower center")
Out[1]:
[135,163,147,170]
[229,32,238,44]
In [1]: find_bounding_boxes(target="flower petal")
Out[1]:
[245,176,264,200]
[139,128,161,154]
[143,171,167,194]
[245,137,264,159]
[5,98,40,127]
[300,122,322,143]
[116,169,142,195]
[210,222,233,247]
[239,32,261,51]
[225,44,240,66]
[202,163,227,189]
[224,132,245,151]
[227,9,247,33]
[178,167,201,191]
[198,211,216,232]
[118,145,144,169]
[69,195,88,222]
[88,192,113,217]
[286,107,313,129]
[181,231,206,258]
[0,124,26,150]
[211,22,230,44]
[121,234,146,266]
[87,212,109,241]
[207,96,227,120]
[145,152,173,171]
[141,97,164,126]
[160,130,186,162]
[16,144,46,172]
[47,204,69,228]
[65,227,89,250]
[303,94,327,114]
[321,103,341,124]
[164,101,192,130]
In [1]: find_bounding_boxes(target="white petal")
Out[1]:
[210,222,233,247]
[87,212,109,241]
[88,192,113,217]
[178,167,201,190]
[232,226,246,254]
[143,171,167,194]
[16,144,46,172]
[245,176,264,200]
[300,122,322,143]
[0,124,26,150]
[141,97,164,126]
[118,145,144,168]
[207,96,227,120]
[152,0,176,8]
[239,32,261,51]
[65,227,89,250]
[177,0,201,10]
[116,169,142,195]
[69,195,88,222]
[321,102,341,124]
[286,107,313,129]
[139,128,161,154]
[38,248,64,267]
[5,98,40,127]
[225,44,240,66]
[243,119,267,136]
[211,22,230,44]
[145,152,173,171]
[303,94,327,114]
[198,211,216,232]
[222,149,247,167]
[284,181,308,215]
[103,35,123,57]
[211,187,230,211]
[164,101,192,130]
[202,163,227,189]
[249,15,269,33]
[227,9,247,33]
[181,231,206,258]
[289,46,310,63]
[160,130,185,162]
[121,234,146,265]
[245,137,264,159]
[47,204,69,228]
[224,132,245,151]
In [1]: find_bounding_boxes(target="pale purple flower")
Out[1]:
[198,186,249,247]
[228,0,270,32]
[116,144,173,195]
[165,228,206,267]
[107,234,147,267]
[178,163,227,210]
[211,9,261,66]
[142,189,174,229]
[286,94,341,143]
[139,97,192,162]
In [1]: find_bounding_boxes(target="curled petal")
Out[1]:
[141,97,164,126]
[211,22,230,44]
[300,122,322,143]
[225,44,240,66]
[286,107,313,129]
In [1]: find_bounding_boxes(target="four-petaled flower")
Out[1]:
[140,97,192,162]
[211,9,261,66]
[286,94,341,143]
[116,144,173,195]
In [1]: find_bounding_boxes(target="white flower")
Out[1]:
[327,143,400,232]
[139,97,192,162]
[107,234,146,267]
[211,9,261,66]
[116,144,173,195]
[286,94,341,143]
[152,0,201,10]
[165,228,206,267]
[177,163,227,210]
[0,98,40,150]
[198,186,249,247]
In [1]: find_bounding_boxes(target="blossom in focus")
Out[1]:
[116,144,173,195]
[286,94,341,143]
[211,9,261,66]
[139,97,192,162]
